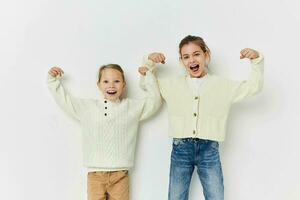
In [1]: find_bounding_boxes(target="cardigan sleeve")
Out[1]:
[138,71,162,121]
[231,53,264,103]
[47,74,82,121]
[140,55,167,95]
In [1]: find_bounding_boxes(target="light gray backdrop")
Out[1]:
[1,0,299,199]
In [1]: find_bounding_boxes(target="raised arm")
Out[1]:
[231,48,264,103]
[137,67,162,121]
[141,52,166,72]
[47,67,82,121]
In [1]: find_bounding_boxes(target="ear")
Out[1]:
[204,52,210,67]
[204,51,209,59]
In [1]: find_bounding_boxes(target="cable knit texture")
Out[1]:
[47,71,161,170]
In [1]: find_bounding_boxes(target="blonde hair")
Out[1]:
[97,64,125,83]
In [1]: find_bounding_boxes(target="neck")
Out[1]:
[106,98,120,103]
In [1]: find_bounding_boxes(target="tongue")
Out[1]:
[192,66,199,72]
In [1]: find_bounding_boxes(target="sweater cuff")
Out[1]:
[251,52,264,65]
[142,55,156,72]
[47,73,62,83]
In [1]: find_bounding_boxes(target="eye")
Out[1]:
[194,53,201,56]
[182,56,189,60]
[103,80,108,83]
[115,80,120,83]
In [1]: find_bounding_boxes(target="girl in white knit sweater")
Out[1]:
[47,64,161,200]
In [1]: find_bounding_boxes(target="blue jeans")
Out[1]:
[168,138,224,200]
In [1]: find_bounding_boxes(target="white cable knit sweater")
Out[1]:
[47,71,162,171]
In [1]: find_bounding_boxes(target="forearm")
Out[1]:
[47,74,81,120]
[139,71,162,121]
[232,53,264,103]
[142,55,157,71]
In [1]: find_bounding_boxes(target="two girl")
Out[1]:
[47,64,161,200]
[139,35,264,200]
[48,35,264,200]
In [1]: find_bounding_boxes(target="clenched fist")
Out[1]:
[138,66,149,76]
[148,52,166,64]
[48,67,64,77]
[240,48,259,60]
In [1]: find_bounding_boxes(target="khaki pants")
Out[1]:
[87,170,129,200]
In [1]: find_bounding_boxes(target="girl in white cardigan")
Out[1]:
[48,64,161,200]
[139,35,264,200]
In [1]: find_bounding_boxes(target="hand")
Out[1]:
[148,52,166,64]
[240,48,259,60]
[138,66,149,76]
[48,66,64,77]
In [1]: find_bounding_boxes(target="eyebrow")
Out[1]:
[182,51,202,56]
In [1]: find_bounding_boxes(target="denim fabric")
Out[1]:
[168,138,224,200]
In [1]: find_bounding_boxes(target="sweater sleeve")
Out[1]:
[47,74,82,121]
[231,53,264,103]
[138,71,162,121]
[140,55,173,100]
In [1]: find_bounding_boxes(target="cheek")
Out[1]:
[98,85,105,92]
[182,60,189,68]
[117,84,125,92]
[196,56,206,64]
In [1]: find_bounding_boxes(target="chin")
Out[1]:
[194,71,205,78]
[189,72,201,78]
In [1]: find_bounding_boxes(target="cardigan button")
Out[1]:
[193,130,196,134]
[104,100,107,103]
[104,113,107,116]
[193,113,197,117]
[194,96,199,100]
[105,107,107,109]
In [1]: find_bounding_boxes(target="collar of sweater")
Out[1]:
[98,92,122,106]
[186,73,210,96]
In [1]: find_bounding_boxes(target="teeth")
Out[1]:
[190,65,199,71]
[107,91,117,95]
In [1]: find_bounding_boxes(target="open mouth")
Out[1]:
[106,90,117,95]
[190,64,200,73]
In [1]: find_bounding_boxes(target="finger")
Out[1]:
[49,71,56,77]
[248,52,255,59]
[159,54,165,64]
[53,67,64,74]
[244,51,252,58]
[161,55,166,64]
[240,48,249,56]
[138,69,146,76]
[57,69,64,76]
[52,69,60,74]
[139,67,147,72]
[155,57,160,63]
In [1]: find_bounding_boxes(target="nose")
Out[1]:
[188,56,195,63]
[108,82,115,88]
